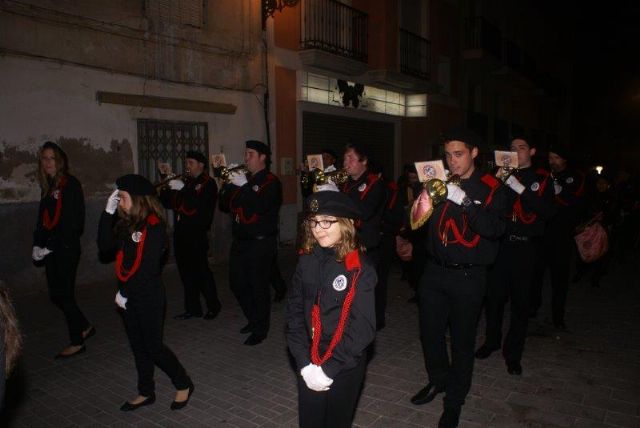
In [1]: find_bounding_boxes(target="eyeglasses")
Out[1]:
[307,219,339,229]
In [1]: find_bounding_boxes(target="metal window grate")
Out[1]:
[146,0,204,28]
[137,119,208,182]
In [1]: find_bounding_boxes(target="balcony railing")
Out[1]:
[399,28,431,80]
[464,16,501,60]
[300,0,368,62]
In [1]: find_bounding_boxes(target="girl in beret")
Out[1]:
[98,174,193,411]
[32,141,94,358]
[285,190,376,427]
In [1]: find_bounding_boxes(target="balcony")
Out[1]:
[400,28,431,80]
[299,0,369,75]
[463,16,502,61]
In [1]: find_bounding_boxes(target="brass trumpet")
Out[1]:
[155,173,184,190]
[313,168,349,186]
[219,164,248,182]
[496,165,518,182]
[410,174,461,230]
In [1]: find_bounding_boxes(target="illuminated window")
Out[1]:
[300,72,426,117]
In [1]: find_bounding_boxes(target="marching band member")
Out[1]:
[219,141,282,345]
[32,141,94,358]
[98,174,193,411]
[158,151,221,321]
[286,190,376,428]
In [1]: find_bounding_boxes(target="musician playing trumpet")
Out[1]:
[158,151,221,321]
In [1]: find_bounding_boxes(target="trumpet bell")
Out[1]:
[424,178,448,205]
[219,164,248,182]
[313,169,349,186]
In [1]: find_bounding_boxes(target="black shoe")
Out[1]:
[438,406,461,428]
[274,287,287,302]
[170,383,194,410]
[410,383,445,405]
[203,306,221,320]
[120,394,156,411]
[173,312,198,320]
[506,360,523,375]
[54,345,86,359]
[82,326,96,341]
[244,333,266,346]
[240,323,253,334]
[474,344,499,359]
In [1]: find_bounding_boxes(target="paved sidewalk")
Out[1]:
[3,247,640,427]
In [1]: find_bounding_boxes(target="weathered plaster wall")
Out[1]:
[0,55,271,293]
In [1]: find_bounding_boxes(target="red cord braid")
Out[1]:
[42,176,68,230]
[437,202,480,248]
[114,214,159,282]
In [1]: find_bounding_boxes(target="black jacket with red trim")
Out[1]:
[549,167,587,234]
[97,212,168,299]
[219,168,282,240]
[381,180,405,235]
[285,246,376,379]
[425,169,507,265]
[504,167,556,237]
[159,172,218,234]
[341,171,386,250]
[33,174,85,251]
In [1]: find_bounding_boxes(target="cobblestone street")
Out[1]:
[4,248,640,427]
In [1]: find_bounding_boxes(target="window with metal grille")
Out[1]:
[145,0,205,28]
[137,119,209,182]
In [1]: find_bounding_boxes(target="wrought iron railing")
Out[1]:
[300,0,368,62]
[464,16,501,60]
[399,28,431,80]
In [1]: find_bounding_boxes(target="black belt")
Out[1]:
[235,234,276,241]
[431,259,477,270]
[506,234,539,243]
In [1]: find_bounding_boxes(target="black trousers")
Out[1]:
[375,233,396,327]
[174,233,220,316]
[484,240,540,362]
[122,290,190,397]
[297,356,366,428]
[45,247,90,346]
[229,237,277,337]
[418,262,486,408]
[530,232,573,325]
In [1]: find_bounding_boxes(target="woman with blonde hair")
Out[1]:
[32,141,93,358]
[98,174,193,411]
[286,190,376,427]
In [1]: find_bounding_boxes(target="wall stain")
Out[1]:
[0,138,134,203]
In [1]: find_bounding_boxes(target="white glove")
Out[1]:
[505,175,525,195]
[115,291,128,310]
[32,246,52,261]
[168,179,185,191]
[553,181,562,195]
[229,171,248,187]
[324,165,337,173]
[301,364,333,392]
[446,183,467,205]
[105,189,120,214]
[315,182,339,192]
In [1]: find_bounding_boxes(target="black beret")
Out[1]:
[116,174,155,196]
[305,191,362,219]
[321,148,338,159]
[185,150,207,165]
[509,134,536,149]
[42,141,68,163]
[441,128,483,149]
[548,144,571,161]
[246,140,271,156]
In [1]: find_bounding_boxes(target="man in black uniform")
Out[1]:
[475,136,556,375]
[219,140,282,345]
[341,143,387,330]
[159,151,221,320]
[529,145,585,330]
[410,130,506,428]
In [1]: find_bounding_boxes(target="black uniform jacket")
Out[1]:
[159,172,218,234]
[97,212,167,300]
[550,168,586,235]
[33,174,85,251]
[285,246,376,379]
[504,167,556,237]
[219,169,282,240]
[341,172,386,250]
[425,170,507,265]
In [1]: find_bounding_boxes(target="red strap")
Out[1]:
[310,250,362,366]
[42,176,68,230]
[114,214,159,282]
[387,181,399,209]
[512,171,550,224]
[480,174,499,207]
[229,174,276,224]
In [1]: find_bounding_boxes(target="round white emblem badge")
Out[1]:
[52,190,60,200]
[566,177,574,184]
[530,182,540,192]
[131,231,142,243]
[358,183,366,192]
[252,185,259,192]
[332,275,348,291]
